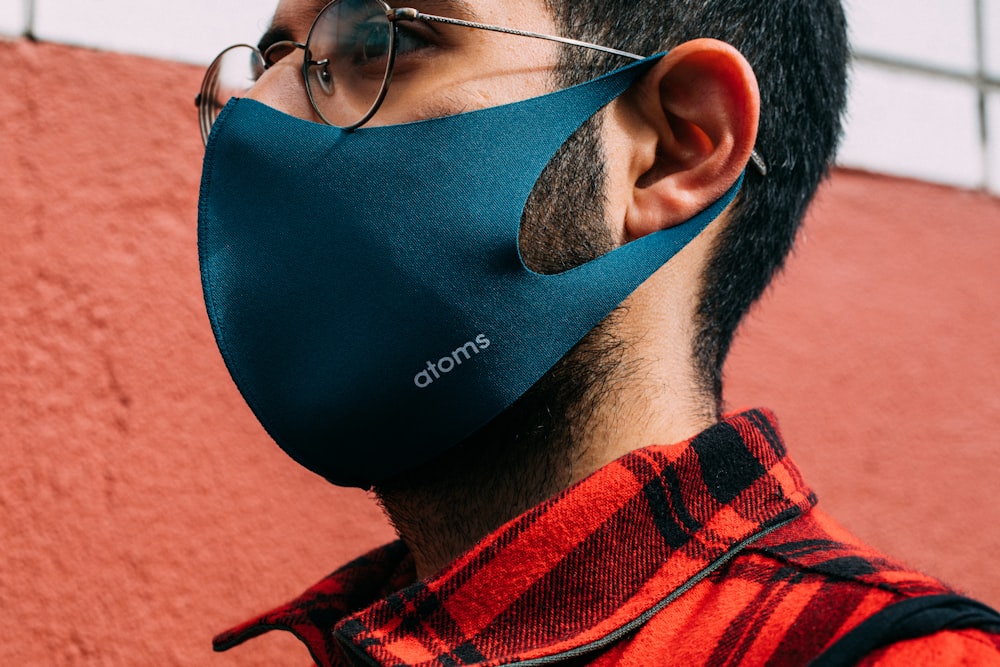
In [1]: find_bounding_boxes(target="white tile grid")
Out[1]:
[989,93,1000,193]
[32,0,278,64]
[15,0,1000,195]
[0,0,26,37]
[846,0,978,73]
[18,0,993,73]
[985,0,1000,79]
[838,63,984,189]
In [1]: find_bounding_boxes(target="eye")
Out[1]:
[394,25,431,56]
[315,62,334,94]
[345,22,432,67]
[350,18,392,64]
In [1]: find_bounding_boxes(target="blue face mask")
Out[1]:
[198,54,744,487]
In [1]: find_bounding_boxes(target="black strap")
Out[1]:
[809,594,1000,667]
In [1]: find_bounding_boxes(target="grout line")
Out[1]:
[853,51,1000,90]
[854,25,998,194]
[974,0,991,190]
[23,0,34,39]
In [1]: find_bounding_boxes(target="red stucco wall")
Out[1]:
[2,40,998,665]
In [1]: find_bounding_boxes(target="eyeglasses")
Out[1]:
[196,0,640,143]
[195,0,767,175]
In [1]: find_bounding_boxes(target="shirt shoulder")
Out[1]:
[751,507,954,597]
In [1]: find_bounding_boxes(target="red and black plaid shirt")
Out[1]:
[214,409,1000,665]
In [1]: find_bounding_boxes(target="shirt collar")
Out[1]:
[214,409,816,666]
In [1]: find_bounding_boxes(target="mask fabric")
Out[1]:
[198,54,744,487]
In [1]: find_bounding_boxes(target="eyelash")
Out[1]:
[395,24,432,54]
[342,20,434,69]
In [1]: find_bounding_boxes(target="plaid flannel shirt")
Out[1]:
[214,409,1000,666]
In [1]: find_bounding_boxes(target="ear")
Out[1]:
[616,39,760,241]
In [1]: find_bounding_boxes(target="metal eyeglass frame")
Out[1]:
[197,0,767,175]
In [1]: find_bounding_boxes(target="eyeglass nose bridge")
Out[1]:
[262,40,307,69]
[260,40,337,101]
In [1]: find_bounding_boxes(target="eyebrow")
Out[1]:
[257,0,476,54]
[257,25,296,54]
[406,0,474,18]
[258,0,325,53]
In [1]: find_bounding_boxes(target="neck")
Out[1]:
[374,302,715,579]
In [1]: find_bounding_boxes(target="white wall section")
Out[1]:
[31,0,277,64]
[9,0,1000,194]
[0,0,27,37]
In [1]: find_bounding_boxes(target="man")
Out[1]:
[196,0,1000,664]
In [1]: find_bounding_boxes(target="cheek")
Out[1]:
[370,39,559,124]
[473,37,559,100]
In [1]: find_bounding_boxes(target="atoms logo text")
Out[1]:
[414,334,491,389]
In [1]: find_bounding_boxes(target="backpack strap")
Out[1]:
[809,594,1000,667]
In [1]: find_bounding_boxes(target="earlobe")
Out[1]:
[620,39,760,241]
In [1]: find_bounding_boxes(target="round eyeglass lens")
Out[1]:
[304,0,395,129]
[199,44,265,144]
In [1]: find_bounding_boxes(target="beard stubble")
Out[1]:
[374,110,628,547]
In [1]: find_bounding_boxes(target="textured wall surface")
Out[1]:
[725,172,1000,610]
[2,39,998,666]
[0,40,395,667]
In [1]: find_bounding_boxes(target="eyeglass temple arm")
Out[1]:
[392,8,645,61]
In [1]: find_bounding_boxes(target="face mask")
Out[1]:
[198,55,744,487]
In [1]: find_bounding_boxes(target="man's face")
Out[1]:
[251,0,620,485]
[252,0,617,272]
[252,0,565,128]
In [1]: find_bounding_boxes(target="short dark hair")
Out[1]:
[545,0,850,408]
